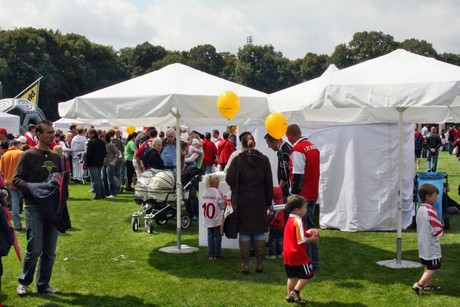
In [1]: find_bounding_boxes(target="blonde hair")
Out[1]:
[151,137,162,147]
[53,145,64,157]
[205,174,220,189]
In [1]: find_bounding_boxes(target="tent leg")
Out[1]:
[158,107,198,255]
[376,107,419,268]
[175,113,182,250]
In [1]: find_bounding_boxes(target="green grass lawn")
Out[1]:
[1,151,459,306]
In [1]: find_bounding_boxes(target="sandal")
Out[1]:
[423,284,441,291]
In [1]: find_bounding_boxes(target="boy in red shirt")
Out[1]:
[283,195,319,305]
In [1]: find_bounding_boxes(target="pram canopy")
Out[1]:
[134,167,202,203]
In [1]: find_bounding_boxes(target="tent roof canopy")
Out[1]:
[269,49,460,125]
[58,63,269,126]
[327,49,460,112]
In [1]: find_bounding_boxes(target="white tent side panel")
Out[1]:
[0,112,20,135]
[305,123,414,232]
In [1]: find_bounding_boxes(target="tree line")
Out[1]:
[0,27,458,120]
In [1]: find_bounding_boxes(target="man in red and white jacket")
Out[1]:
[23,124,37,147]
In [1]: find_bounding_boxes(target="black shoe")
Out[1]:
[37,285,59,294]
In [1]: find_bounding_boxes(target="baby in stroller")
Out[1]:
[131,166,202,233]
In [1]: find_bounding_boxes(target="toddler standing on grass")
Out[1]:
[283,195,319,305]
[201,174,225,260]
[267,187,285,259]
[412,183,444,295]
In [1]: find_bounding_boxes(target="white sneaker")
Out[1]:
[108,195,115,198]
[16,284,28,296]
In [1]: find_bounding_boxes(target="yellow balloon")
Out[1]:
[217,91,240,120]
[265,112,288,139]
[126,126,136,134]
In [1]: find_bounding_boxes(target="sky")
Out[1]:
[0,0,459,59]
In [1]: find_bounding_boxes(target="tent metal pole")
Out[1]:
[377,107,420,268]
[396,108,405,264]
[175,112,182,250]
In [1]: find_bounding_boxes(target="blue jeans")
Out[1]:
[185,184,198,218]
[268,228,283,257]
[9,189,22,229]
[207,226,222,258]
[239,233,265,242]
[426,149,439,172]
[18,207,58,290]
[88,166,105,199]
[302,200,319,270]
[204,165,214,174]
[106,164,120,196]
[115,158,125,187]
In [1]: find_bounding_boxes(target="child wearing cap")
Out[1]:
[267,186,285,259]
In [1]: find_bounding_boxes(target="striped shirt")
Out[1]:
[416,203,443,260]
[283,213,310,266]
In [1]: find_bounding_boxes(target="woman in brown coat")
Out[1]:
[226,134,273,273]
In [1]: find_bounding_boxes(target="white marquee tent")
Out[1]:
[0,112,20,135]
[58,63,269,127]
[270,49,458,266]
[324,49,460,265]
[59,63,269,251]
[269,63,415,232]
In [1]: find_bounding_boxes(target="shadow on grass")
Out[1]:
[21,292,158,306]
[123,214,200,235]
[57,227,82,237]
[302,302,365,306]
[147,236,460,297]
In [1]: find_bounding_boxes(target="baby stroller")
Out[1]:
[414,172,449,229]
[131,167,202,233]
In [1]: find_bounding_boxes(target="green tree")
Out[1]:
[151,51,184,70]
[234,44,292,93]
[218,52,237,82]
[328,43,354,68]
[438,53,460,66]
[299,52,329,81]
[348,31,397,63]
[185,44,225,76]
[398,38,438,57]
[134,42,167,76]
[0,28,125,120]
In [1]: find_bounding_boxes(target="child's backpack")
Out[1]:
[414,134,422,150]
[141,140,154,168]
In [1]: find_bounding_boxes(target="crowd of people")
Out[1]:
[0,120,449,303]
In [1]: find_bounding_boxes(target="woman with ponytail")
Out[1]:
[226,134,273,274]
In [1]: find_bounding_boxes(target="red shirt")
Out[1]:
[217,139,235,164]
[268,208,285,230]
[134,139,153,158]
[290,138,320,201]
[201,139,218,167]
[24,133,37,147]
[455,129,460,140]
[414,131,424,147]
[283,214,310,266]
